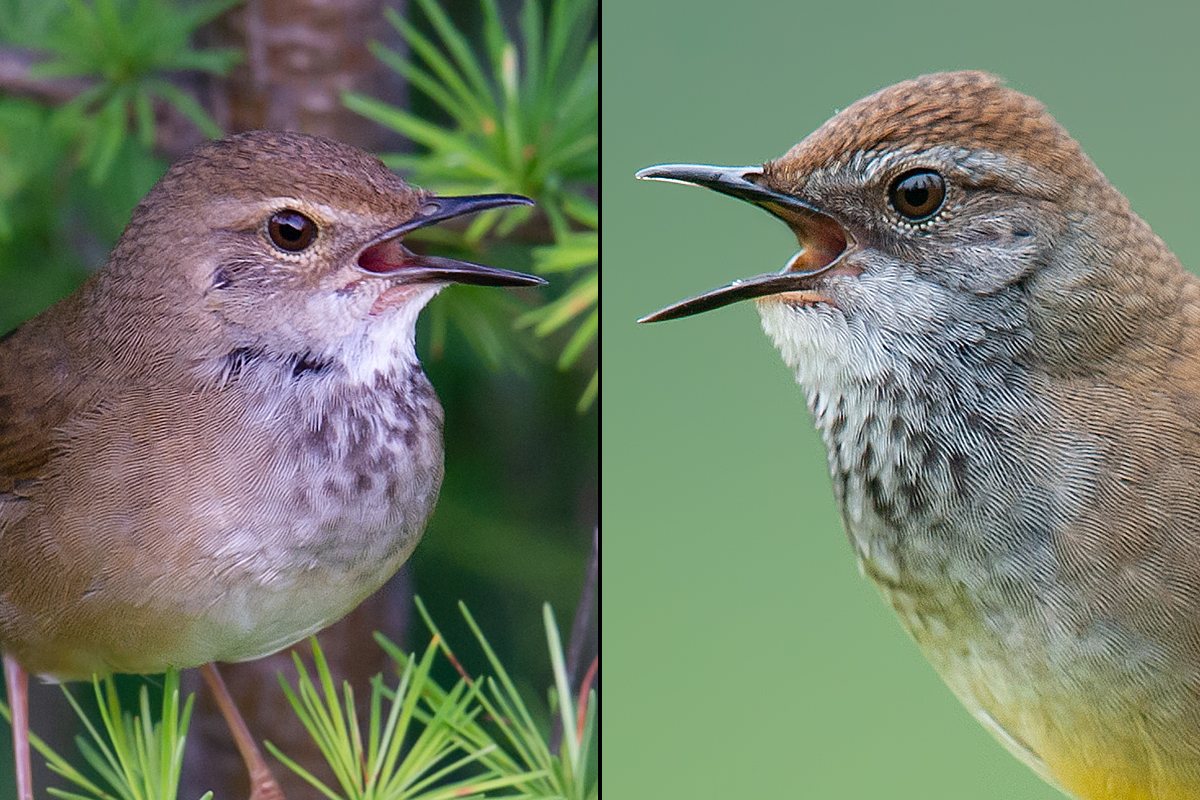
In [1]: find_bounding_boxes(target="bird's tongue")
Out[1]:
[360,239,427,314]
[358,235,545,315]
[359,238,413,274]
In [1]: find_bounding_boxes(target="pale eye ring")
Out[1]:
[888,169,946,221]
[268,210,318,252]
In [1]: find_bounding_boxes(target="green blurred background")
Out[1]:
[603,1,1200,798]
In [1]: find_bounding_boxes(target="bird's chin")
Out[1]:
[755,293,856,386]
[369,283,441,316]
[753,289,834,311]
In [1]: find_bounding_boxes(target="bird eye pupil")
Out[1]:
[903,185,928,207]
[268,210,317,252]
[888,169,946,221]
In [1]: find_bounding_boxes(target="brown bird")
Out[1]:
[0,129,543,800]
[639,71,1200,800]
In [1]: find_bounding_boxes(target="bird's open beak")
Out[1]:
[357,193,546,287]
[635,164,851,322]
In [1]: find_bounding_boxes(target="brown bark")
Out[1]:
[199,0,409,151]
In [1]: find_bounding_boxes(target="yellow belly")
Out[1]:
[953,676,1200,800]
[874,572,1200,800]
[1051,756,1198,800]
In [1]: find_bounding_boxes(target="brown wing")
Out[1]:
[0,290,96,490]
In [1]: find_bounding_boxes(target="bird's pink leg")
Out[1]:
[3,655,31,800]
[201,662,285,800]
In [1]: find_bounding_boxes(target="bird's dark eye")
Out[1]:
[888,169,945,221]
[268,210,318,252]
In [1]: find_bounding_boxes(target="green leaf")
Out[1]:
[165,47,240,75]
[544,604,578,768]
[557,307,596,369]
[411,0,495,108]
[343,92,507,183]
[479,0,511,97]
[576,370,596,412]
[499,43,524,179]
[520,271,596,335]
[146,78,223,138]
[561,191,597,229]
[369,41,474,127]
[385,7,495,123]
[532,234,597,274]
[177,0,244,30]
[88,93,129,184]
[519,0,545,103]
[133,88,155,148]
[545,0,596,96]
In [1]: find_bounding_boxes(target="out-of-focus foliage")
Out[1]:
[30,0,239,183]
[0,0,239,332]
[345,0,598,408]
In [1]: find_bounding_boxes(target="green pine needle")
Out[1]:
[0,669,209,800]
[269,635,539,800]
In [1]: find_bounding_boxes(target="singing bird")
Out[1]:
[640,71,1200,800]
[0,130,543,800]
